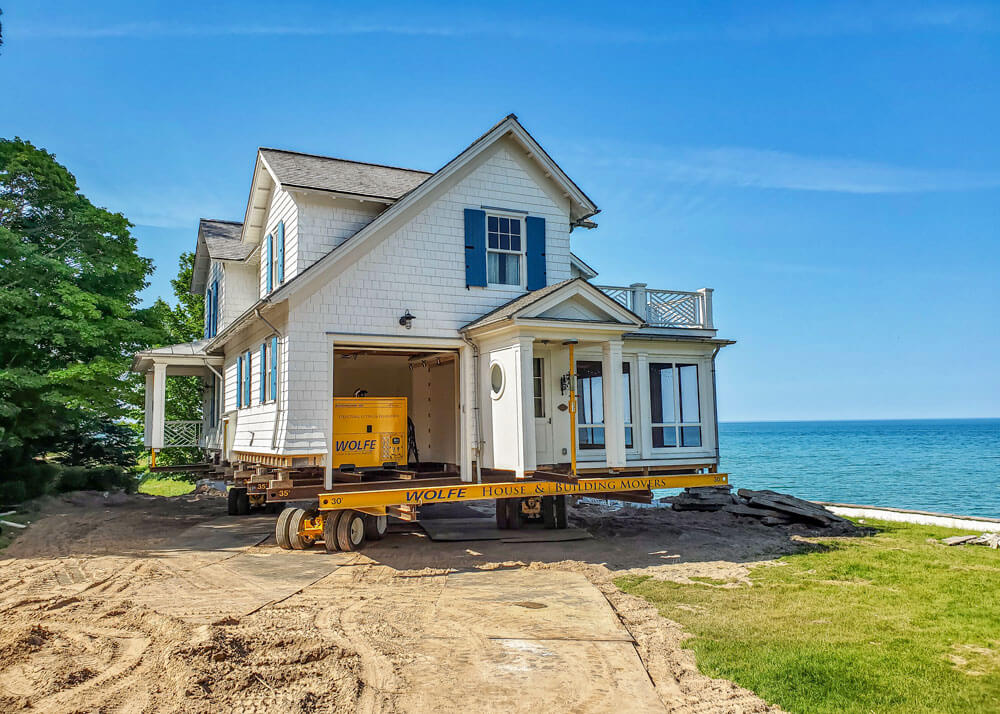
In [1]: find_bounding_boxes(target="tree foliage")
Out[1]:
[0,137,162,473]
[148,251,206,466]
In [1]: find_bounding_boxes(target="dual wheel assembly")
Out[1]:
[495,495,568,530]
[227,487,278,516]
[275,506,387,552]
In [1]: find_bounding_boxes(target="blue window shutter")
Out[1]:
[236,356,243,408]
[270,336,278,401]
[525,216,546,291]
[277,221,285,284]
[259,344,267,403]
[266,234,273,293]
[245,352,252,407]
[464,209,487,287]
[211,279,219,336]
[204,287,211,338]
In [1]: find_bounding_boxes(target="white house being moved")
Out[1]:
[133,115,733,504]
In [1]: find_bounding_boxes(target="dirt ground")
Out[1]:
[0,490,856,713]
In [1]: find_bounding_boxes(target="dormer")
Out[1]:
[190,219,257,336]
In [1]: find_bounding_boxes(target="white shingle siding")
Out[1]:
[223,262,257,329]
[296,195,382,270]
[223,319,285,454]
[277,140,572,453]
[260,187,298,298]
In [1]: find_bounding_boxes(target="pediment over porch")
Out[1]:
[460,278,644,338]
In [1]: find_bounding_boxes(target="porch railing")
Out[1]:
[163,420,202,448]
[596,284,714,329]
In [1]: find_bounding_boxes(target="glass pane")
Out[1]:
[488,216,498,231]
[652,426,677,448]
[487,252,500,284]
[579,427,605,449]
[505,253,519,285]
[679,364,700,422]
[681,426,702,447]
[510,219,520,235]
[621,362,632,426]
[510,234,520,252]
[533,358,544,418]
[499,234,510,251]
[577,361,603,425]
[624,426,633,450]
[499,217,509,233]
[649,363,674,424]
[488,233,499,249]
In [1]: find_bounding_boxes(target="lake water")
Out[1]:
[705,419,1000,519]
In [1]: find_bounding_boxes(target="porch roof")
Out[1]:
[130,339,224,373]
[460,277,646,333]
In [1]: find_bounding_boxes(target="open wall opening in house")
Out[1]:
[333,349,458,470]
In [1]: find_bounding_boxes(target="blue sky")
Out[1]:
[2,1,998,421]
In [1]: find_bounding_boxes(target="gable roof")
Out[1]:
[460,278,644,332]
[259,148,432,201]
[201,219,252,260]
[191,219,253,294]
[267,114,601,306]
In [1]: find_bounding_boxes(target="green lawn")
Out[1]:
[137,476,196,497]
[616,520,1000,714]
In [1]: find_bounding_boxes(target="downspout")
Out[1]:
[203,363,225,454]
[711,344,722,472]
[461,334,483,483]
[254,308,284,451]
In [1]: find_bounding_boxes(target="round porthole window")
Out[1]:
[490,363,505,399]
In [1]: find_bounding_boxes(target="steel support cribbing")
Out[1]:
[318,472,728,511]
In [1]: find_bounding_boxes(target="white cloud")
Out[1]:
[18,5,999,43]
[594,146,1000,194]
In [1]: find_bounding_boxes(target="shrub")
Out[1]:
[57,465,137,494]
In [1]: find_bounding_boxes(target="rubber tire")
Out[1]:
[506,498,523,530]
[227,488,240,516]
[542,496,556,529]
[336,510,367,552]
[364,514,388,541]
[495,499,509,530]
[236,488,251,516]
[323,511,345,553]
[288,508,316,550]
[275,507,294,550]
[554,495,568,529]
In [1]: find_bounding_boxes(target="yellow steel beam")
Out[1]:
[318,473,728,511]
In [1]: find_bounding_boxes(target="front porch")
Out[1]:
[462,278,726,479]
[131,340,224,454]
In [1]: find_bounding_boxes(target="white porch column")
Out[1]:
[636,352,653,460]
[697,288,714,329]
[459,344,473,482]
[324,335,335,490]
[144,371,154,448]
[151,362,167,450]
[602,340,626,468]
[517,336,536,477]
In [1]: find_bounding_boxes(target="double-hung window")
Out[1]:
[487,215,523,286]
[532,357,545,418]
[577,361,604,449]
[649,362,702,448]
[576,360,634,450]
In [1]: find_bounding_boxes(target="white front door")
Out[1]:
[532,354,553,466]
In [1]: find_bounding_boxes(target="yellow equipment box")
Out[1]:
[332,397,407,469]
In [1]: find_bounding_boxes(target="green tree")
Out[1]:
[146,251,206,467]
[0,137,162,483]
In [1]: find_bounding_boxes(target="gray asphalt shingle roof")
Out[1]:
[199,219,253,260]
[461,279,580,330]
[259,148,432,200]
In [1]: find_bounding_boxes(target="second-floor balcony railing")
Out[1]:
[596,284,714,329]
